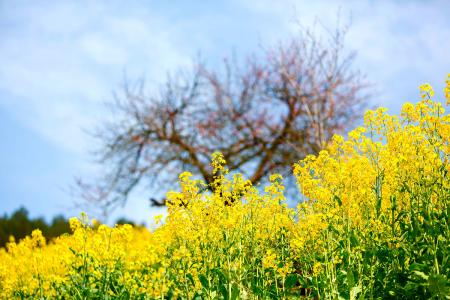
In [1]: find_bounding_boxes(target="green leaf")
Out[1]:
[347,270,355,288]
[412,270,429,281]
[428,274,450,298]
[409,262,426,272]
[186,273,195,286]
[192,292,202,300]
[251,283,262,296]
[219,284,228,300]
[198,274,209,289]
[285,274,298,290]
[350,285,362,300]
[213,268,228,284]
[231,283,240,300]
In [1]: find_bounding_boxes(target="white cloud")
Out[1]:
[237,0,450,110]
[0,1,192,156]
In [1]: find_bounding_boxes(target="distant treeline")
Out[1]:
[0,207,138,247]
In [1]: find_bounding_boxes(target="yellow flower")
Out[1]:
[1,77,449,299]
[312,262,322,275]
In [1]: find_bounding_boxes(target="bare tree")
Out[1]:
[79,26,368,214]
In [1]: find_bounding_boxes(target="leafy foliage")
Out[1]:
[0,208,141,248]
[0,207,70,248]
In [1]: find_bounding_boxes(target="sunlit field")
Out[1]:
[1,77,449,298]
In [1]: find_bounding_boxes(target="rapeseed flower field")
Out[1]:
[0,76,449,298]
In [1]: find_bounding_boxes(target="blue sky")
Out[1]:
[0,0,449,224]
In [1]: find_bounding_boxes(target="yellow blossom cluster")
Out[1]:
[0,77,449,299]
